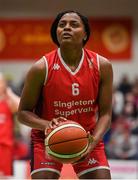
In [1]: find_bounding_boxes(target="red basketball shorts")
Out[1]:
[72,141,110,177]
[30,142,62,176]
[0,144,13,176]
[30,141,110,177]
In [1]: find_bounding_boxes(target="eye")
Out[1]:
[71,21,80,28]
[58,21,66,28]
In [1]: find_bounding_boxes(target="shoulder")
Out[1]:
[27,49,57,84]
[26,57,46,84]
[31,57,45,75]
[84,48,112,69]
[98,55,113,82]
[98,55,112,68]
[84,48,113,71]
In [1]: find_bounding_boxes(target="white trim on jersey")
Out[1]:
[43,56,48,85]
[96,54,100,71]
[58,48,84,75]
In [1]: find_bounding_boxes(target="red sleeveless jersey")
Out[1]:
[0,99,14,146]
[32,48,100,142]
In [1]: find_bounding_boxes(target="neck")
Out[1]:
[60,46,83,67]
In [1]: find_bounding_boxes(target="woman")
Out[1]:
[0,72,20,177]
[17,10,113,179]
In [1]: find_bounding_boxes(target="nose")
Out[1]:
[64,23,71,30]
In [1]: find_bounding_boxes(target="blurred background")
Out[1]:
[0,0,138,179]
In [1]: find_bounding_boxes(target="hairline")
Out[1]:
[51,10,90,46]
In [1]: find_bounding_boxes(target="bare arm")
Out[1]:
[17,58,50,131]
[91,56,113,148]
[6,87,20,113]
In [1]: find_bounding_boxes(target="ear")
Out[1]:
[83,36,87,41]
[83,31,87,40]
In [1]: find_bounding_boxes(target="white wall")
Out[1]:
[0,0,138,85]
[13,160,138,179]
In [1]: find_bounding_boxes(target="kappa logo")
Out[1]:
[88,158,99,165]
[53,63,60,70]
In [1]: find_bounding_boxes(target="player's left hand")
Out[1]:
[73,132,96,163]
[82,132,95,156]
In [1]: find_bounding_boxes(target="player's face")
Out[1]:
[56,13,86,46]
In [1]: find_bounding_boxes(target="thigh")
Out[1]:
[31,170,60,179]
[30,142,63,179]
[73,142,111,179]
[79,169,111,179]
[0,145,13,176]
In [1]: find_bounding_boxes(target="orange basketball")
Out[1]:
[45,120,89,163]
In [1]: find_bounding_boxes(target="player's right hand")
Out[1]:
[45,117,67,136]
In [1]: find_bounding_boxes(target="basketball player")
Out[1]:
[0,72,20,177]
[17,10,113,179]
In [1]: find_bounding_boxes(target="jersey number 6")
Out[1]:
[72,83,79,96]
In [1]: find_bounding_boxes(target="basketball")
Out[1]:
[45,120,89,163]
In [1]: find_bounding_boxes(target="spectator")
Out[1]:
[107,116,138,160]
[118,74,132,95]
[112,85,124,121]
[0,72,20,177]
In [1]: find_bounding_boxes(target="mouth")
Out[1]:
[62,33,72,38]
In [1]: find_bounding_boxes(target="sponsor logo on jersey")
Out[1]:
[53,99,95,117]
[40,162,55,166]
